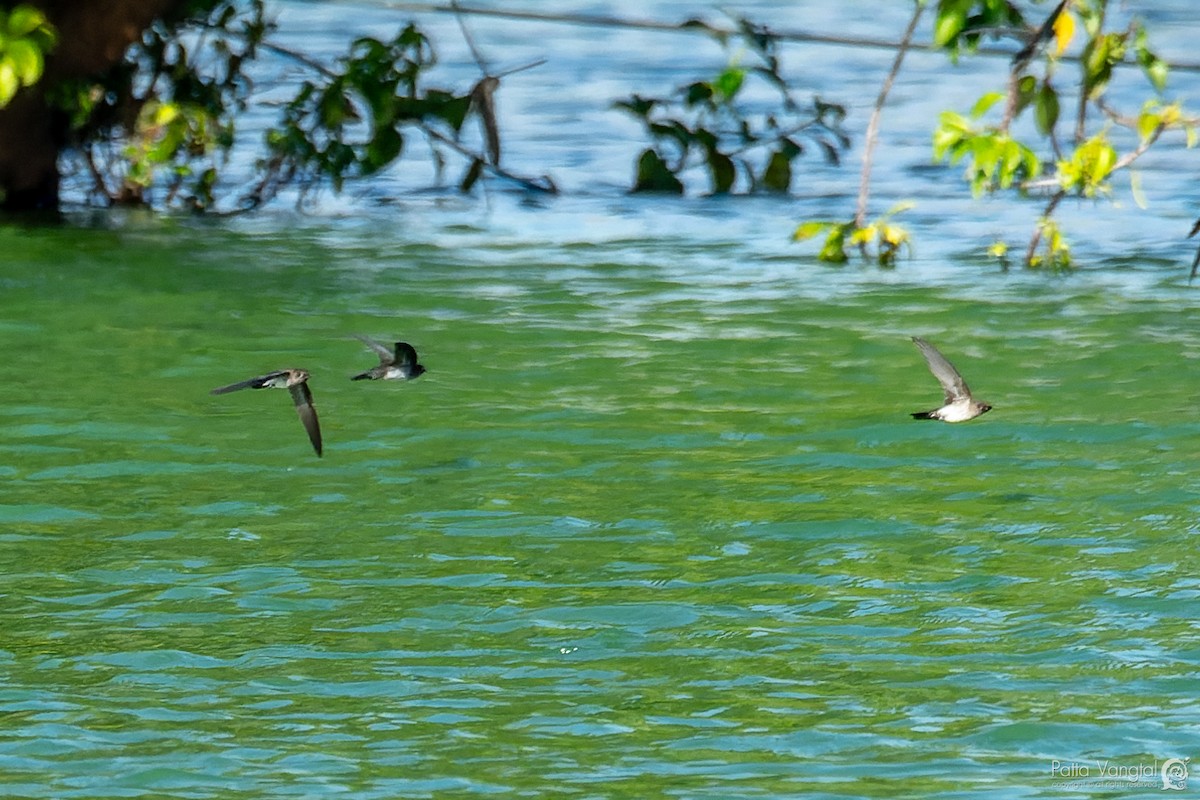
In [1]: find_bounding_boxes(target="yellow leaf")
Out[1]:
[153,102,179,126]
[1137,111,1161,143]
[848,224,876,246]
[0,60,18,107]
[793,221,829,242]
[988,241,1008,258]
[880,225,907,247]
[1053,11,1076,57]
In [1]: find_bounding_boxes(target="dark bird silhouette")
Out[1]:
[211,368,322,456]
[351,336,426,382]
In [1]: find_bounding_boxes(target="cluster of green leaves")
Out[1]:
[931,0,1195,268]
[933,0,1024,57]
[933,94,1040,197]
[52,1,268,210]
[251,25,477,206]
[0,4,56,107]
[614,17,848,194]
[45,3,518,210]
[1029,217,1071,269]
[794,202,913,266]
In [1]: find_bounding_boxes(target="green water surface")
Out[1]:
[1,220,1197,798]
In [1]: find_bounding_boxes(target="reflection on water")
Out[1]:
[4,0,1200,797]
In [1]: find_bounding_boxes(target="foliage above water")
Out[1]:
[50,1,266,209]
[0,4,55,107]
[1,1,1197,272]
[788,0,1197,270]
[251,25,462,207]
[614,17,849,195]
[38,1,547,211]
[929,0,1196,269]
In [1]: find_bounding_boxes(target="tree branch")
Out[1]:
[1024,189,1065,266]
[421,124,556,192]
[854,0,925,229]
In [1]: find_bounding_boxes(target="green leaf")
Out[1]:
[649,120,693,151]
[848,224,876,246]
[1013,75,1037,117]
[5,38,40,86]
[970,92,1004,118]
[1137,110,1161,142]
[1034,83,1059,135]
[793,221,831,242]
[761,149,791,192]
[707,150,735,193]
[363,125,403,173]
[880,201,915,222]
[6,5,47,37]
[0,59,19,106]
[633,149,683,193]
[317,85,351,128]
[427,91,472,131]
[613,95,655,118]
[818,226,849,263]
[713,67,744,101]
[684,81,713,106]
[1134,26,1168,93]
[1144,57,1168,94]
[933,3,969,48]
[691,126,718,151]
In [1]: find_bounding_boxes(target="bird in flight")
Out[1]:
[351,336,426,381]
[909,337,992,423]
[210,368,323,456]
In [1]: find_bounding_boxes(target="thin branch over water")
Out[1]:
[855,1,925,230]
[377,2,1200,74]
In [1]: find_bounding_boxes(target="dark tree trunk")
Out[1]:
[0,1,185,211]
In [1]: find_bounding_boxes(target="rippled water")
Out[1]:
[4,1,1200,797]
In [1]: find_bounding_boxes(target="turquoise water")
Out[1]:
[6,0,1200,796]
[1,218,1198,798]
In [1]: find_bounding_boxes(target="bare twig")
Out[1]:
[1020,120,1165,194]
[1188,219,1200,282]
[452,0,489,72]
[854,0,925,229]
[1111,123,1165,172]
[493,58,546,79]
[82,147,114,203]
[452,0,540,167]
[1001,0,1067,135]
[422,124,556,192]
[1023,189,1064,266]
[1074,6,1107,144]
[469,76,501,165]
[376,2,1200,74]
[1010,0,1067,73]
[261,28,551,192]
[260,41,337,78]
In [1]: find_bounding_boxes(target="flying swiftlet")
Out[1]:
[909,337,992,423]
[351,336,426,381]
[210,368,323,456]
